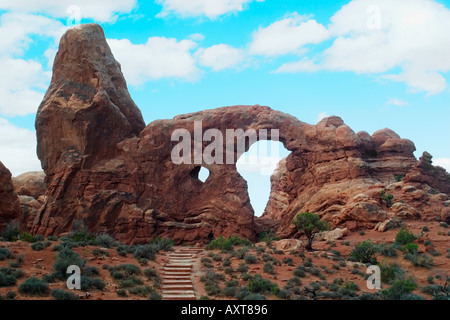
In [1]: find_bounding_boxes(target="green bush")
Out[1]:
[395,228,415,245]
[206,236,249,251]
[133,244,158,261]
[31,241,51,251]
[440,222,449,229]
[422,226,430,232]
[222,257,231,267]
[421,281,450,300]
[18,277,49,296]
[244,254,257,264]
[53,249,86,280]
[47,235,58,241]
[0,273,17,287]
[0,248,12,261]
[293,266,306,278]
[95,234,115,248]
[303,257,313,267]
[282,257,294,266]
[348,240,378,264]
[148,291,162,300]
[128,285,155,297]
[394,174,404,182]
[20,232,36,243]
[236,263,248,273]
[380,190,394,207]
[92,248,110,257]
[247,274,279,295]
[117,289,127,297]
[51,289,79,300]
[277,289,292,299]
[143,267,157,279]
[119,276,143,289]
[6,291,16,300]
[379,262,404,284]
[379,243,398,257]
[150,237,175,251]
[1,221,20,241]
[222,286,237,297]
[404,251,434,269]
[201,257,213,268]
[243,293,267,300]
[381,278,417,300]
[263,262,274,275]
[402,243,418,254]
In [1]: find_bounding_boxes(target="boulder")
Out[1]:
[0,162,20,230]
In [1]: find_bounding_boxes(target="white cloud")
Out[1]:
[189,33,205,41]
[271,0,450,95]
[237,155,282,176]
[108,37,201,86]
[0,118,41,177]
[0,0,137,22]
[385,98,409,106]
[249,13,329,57]
[156,0,264,19]
[274,58,320,73]
[196,44,244,71]
[434,158,450,172]
[317,112,329,122]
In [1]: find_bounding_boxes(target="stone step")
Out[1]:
[163,271,191,276]
[162,280,193,285]
[162,275,191,280]
[165,263,193,267]
[162,284,194,291]
[162,290,195,296]
[162,294,196,301]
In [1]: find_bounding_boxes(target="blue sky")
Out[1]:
[0,0,449,215]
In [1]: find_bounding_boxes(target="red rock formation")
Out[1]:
[0,162,20,230]
[31,23,450,243]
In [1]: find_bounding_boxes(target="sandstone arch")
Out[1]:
[29,24,450,244]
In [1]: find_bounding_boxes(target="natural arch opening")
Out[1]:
[190,166,210,183]
[236,140,291,217]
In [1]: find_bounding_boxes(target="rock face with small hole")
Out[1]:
[28,23,450,244]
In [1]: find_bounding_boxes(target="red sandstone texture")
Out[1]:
[0,162,20,230]
[1,24,448,244]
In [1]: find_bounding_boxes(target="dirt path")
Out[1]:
[161,247,203,300]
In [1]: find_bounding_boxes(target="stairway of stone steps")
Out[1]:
[161,247,203,300]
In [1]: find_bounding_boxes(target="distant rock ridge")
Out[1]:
[3,23,447,243]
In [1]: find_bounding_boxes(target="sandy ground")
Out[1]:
[1,219,448,300]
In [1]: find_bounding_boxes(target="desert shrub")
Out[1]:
[53,249,86,280]
[263,262,274,275]
[402,243,418,254]
[51,289,79,300]
[422,226,430,232]
[148,291,162,300]
[348,240,378,264]
[201,257,213,268]
[428,250,441,257]
[243,293,267,300]
[20,232,36,243]
[440,222,449,229]
[8,261,20,269]
[282,257,294,266]
[6,291,16,300]
[302,257,313,267]
[358,292,380,300]
[244,254,257,264]
[1,221,20,241]
[338,260,347,267]
[133,244,157,261]
[222,257,231,267]
[234,287,251,300]
[233,263,247,274]
[128,285,155,297]
[31,241,51,251]
[262,253,275,263]
[247,274,279,295]
[224,267,234,274]
[308,267,322,277]
[0,248,12,261]
[359,230,366,236]
[379,262,404,284]
[379,243,398,257]
[404,251,434,269]
[92,249,110,257]
[421,281,450,300]
[18,277,49,296]
[143,267,157,280]
[222,286,237,297]
[150,237,175,251]
[85,266,99,277]
[117,289,127,297]
[255,246,265,254]
[211,253,222,261]
[394,174,404,182]
[81,276,105,291]
[95,234,115,248]
[332,264,340,270]
[206,236,233,251]
[119,276,143,288]
[233,247,250,259]
[47,235,58,241]
[342,241,350,246]
[381,278,417,300]
[427,275,435,284]
[395,228,415,245]
[380,190,394,207]
[258,230,280,245]
[277,289,292,299]
[293,266,306,278]
[0,273,17,287]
